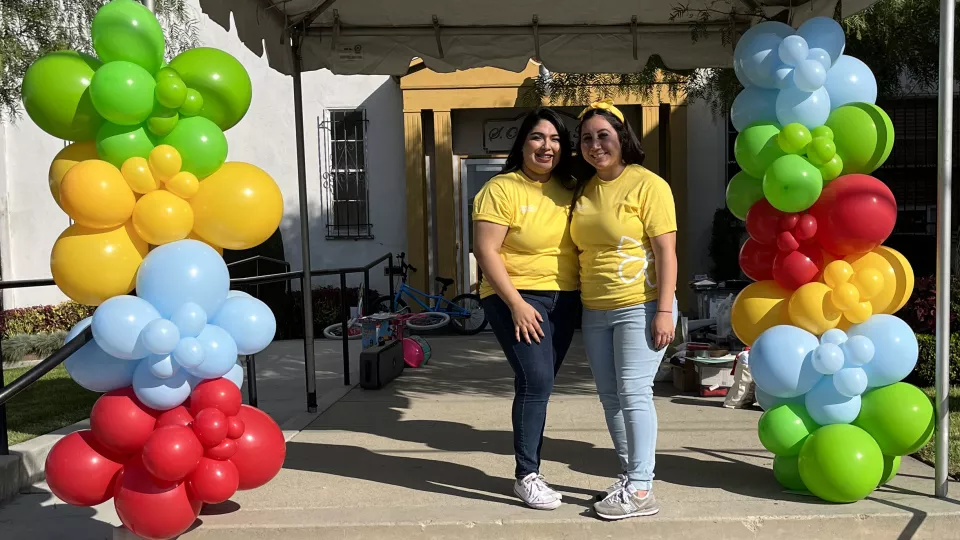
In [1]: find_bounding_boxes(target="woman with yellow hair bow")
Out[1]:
[570,99,679,520]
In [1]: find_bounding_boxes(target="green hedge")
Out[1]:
[910,333,960,387]
[1,302,93,339]
[2,332,67,364]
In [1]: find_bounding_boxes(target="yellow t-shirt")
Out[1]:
[571,165,677,310]
[472,171,579,299]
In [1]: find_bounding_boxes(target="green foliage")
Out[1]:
[0,0,199,122]
[910,333,960,387]
[2,331,66,364]
[0,302,94,338]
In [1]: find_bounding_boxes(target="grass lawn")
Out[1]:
[915,386,960,478]
[3,364,99,446]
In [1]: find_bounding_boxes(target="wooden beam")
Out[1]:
[641,106,660,175]
[432,111,459,297]
[403,112,429,296]
[668,104,690,313]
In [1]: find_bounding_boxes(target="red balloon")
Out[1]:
[90,388,158,456]
[773,243,824,290]
[810,174,897,256]
[795,214,817,241]
[205,438,238,461]
[114,454,202,540]
[45,430,124,506]
[189,378,242,417]
[745,199,785,244]
[142,426,204,482]
[776,231,800,252]
[194,408,229,447]
[738,238,777,281]
[156,406,194,429]
[227,416,245,439]
[188,457,240,504]
[232,405,285,490]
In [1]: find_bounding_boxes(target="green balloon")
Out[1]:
[21,50,103,141]
[726,171,765,220]
[825,103,895,175]
[157,67,180,80]
[91,0,165,74]
[818,155,844,182]
[89,61,156,126]
[147,106,179,136]
[758,403,820,456]
[180,89,204,117]
[811,125,834,141]
[853,382,935,456]
[735,122,785,179]
[773,455,807,491]
[169,47,253,131]
[798,424,883,503]
[96,122,157,167]
[763,155,824,213]
[778,123,812,154]
[160,116,228,178]
[156,77,187,109]
[880,455,901,486]
[806,137,837,166]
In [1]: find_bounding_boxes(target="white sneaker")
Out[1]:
[514,472,562,510]
[595,473,629,501]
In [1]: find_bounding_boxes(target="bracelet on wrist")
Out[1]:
[657,310,672,314]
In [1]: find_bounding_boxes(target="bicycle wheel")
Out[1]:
[448,294,488,335]
[405,311,451,331]
[323,321,362,340]
[373,296,408,314]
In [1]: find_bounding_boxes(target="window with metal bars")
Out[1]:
[318,109,374,239]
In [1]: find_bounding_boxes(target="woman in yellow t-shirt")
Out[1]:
[570,100,678,520]
[472,108,581,511]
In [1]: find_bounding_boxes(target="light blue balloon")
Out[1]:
[807,47,832,70]
[146,353,179,379]
[223,362,244,391]
[841,335,875,366]
[132,359,192,411]
[227,290,252,299]
[833,367,868,397]
[741,33,788,89]
[793,59,827,92]
[749,325,823,398]
[820,328,848,346]
[776,86,831,129]
[805,377,861,425]
[734,21,796,87]
[170,302,207,338]
[812,343,844,375]
[184,324,239,380]
[136,239,230,319]
[64,318,138,392]
[92,295,161,360]
[755,387,805,410]
[211,296,276,355]
[797,16,845,65]
[139,318,180,356]
[779,35,809,67]
[730,87,779,132]
[173,336,204,368]
[848,315,919,388]
[774,66,795,89]
[824,55,878,109]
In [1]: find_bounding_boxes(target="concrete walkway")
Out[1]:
[2,333,959,539]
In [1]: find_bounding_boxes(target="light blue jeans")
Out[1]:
[582,299,677,491]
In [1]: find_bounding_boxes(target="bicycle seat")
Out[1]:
[435,277,455,287]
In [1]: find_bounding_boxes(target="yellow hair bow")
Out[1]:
[578,98,625,123]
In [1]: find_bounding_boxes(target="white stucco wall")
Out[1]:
[0,0,405,309]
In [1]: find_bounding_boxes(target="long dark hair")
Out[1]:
[576,108,646,171]
[500,108,575,189]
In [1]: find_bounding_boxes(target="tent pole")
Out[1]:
[935,0,955,499]
[292,29,318,413]
[143,0,155,12]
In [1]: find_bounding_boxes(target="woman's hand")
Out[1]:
[651,311,675,350]
[511,301,545,344]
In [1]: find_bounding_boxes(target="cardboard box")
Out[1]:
[695,363,736,397]
[360,313,395,349]
[672,362,699,392]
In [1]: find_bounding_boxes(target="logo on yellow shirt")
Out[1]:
[616,236,656,287]
[519,205,537,214]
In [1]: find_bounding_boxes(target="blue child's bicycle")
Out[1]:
[373,253,488,335]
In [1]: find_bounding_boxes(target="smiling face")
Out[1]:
[579,114,623,173]
[521,119,562,177]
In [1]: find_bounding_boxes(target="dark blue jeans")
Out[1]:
[481,290,580,479]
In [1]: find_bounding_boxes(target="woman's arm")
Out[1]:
[650,231,678,350]
[474,220,544,344]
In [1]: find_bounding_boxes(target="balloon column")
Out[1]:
[726,17,934,503]
[22,2,287,537]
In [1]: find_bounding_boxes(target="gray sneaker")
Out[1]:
[594,473,629,501]
[593,486,659,520]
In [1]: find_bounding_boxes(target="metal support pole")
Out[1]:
[245,355,259,408]
[340,272,351,386]
[935,0,955,500]
[292,30,318,413]
[363,269,371,316]
[388,253,395,312]
[1,337,7,455]
[143,0,155,12]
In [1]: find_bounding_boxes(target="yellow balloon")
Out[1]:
[731,281,792,346]
[823,260,854,288]
[845,246,915,315]
[133,191,194,245]
[50,222,148,306]
[188,231,224,256]
[853,267,885,301]
[845,301,873,324]
[165,171,200,199]
[49,141,99,209]
[830,282,860,311]
[788,282,842,335]
[60,160,136,229]
[121,157,161,194]
[191,162,283,250]
[149,144,182,183]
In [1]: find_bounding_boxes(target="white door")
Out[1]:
[459,158,506,293]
